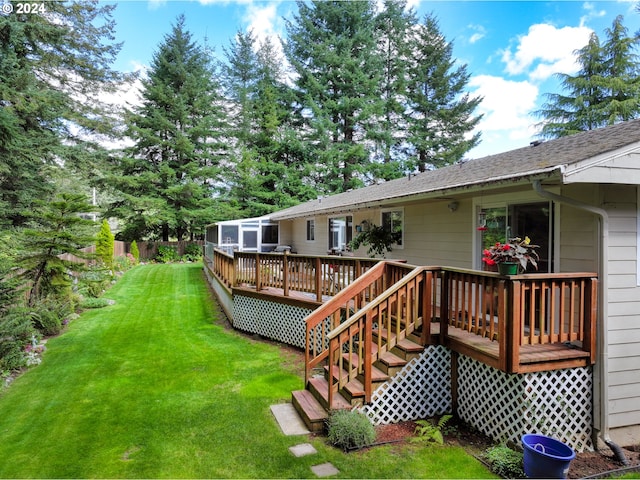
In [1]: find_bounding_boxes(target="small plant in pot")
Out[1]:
[482,237,539,275]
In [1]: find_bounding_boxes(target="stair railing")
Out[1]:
[303,262,415,389]
[325,266,439,407]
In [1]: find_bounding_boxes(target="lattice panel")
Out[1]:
[360,346,451,425]
[456,355,593,453]
[522,369,593,452]
[232,295,312,349]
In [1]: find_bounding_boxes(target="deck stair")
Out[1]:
[291,261,428,433]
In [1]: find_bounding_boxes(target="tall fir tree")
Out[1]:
[372,0,418,179]
[537,15,640,138]
[108,15,227,241]
[285,0,384,193]
[0,0,126,227]
[223,32,315,217]
[404,13,482,170]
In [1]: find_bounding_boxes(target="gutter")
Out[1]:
[532,180,628,464]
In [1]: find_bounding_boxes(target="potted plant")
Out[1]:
[482,237,539,275]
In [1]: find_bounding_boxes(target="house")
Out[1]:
[205,119,640,454]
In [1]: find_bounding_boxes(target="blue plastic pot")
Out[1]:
[522,434,576,479]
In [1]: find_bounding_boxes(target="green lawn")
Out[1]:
[0,263,494,478]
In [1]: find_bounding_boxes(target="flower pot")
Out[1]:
[522,434,575,478]
[498,262,518,275]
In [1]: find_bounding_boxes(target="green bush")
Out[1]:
[130,240,140,262]
[77,267,111,298]
[30,298,70,336]
[0,307,35,371]
[182,243,202,262]
[410,414,454,446]
[484,444,524,478]
[156,245,179,263]
[79,297,112,309]
[327,409,376,451]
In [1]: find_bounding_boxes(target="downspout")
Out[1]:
[532,180,628,464]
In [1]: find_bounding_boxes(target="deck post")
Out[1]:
[315,257,322,303]
[439,270,449,344]
[283,251,289,297]
[584,277,598,364]
[421,269,433,345]
[507,279,521,373]
[255,253,262,291]
[364,309,373,403]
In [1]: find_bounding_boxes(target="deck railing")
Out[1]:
[307,264,598,406]
[208,248,382,301]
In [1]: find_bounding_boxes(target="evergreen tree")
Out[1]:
[285,0,384,193]
[537,15,640,138]
[0,1,127,227]
[223,32,315,217]
[404,13,482,170]
[95,220,115,269]
[108,15,226,241]
[372,0,418,179]
[18,193,96,306]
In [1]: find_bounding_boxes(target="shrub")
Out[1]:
[130,240,140,262]
[156,245,179,263]
[484,444,524,478]
[0,307,36,371]
[79,297,112,309]
[95,219,115,269]
[182,243,202,262]
[77,267,111,298]
[30,298,71,336]
[327,409,376,451]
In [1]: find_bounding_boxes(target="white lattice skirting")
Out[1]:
[232,294,312,349]
[456,355,593,452]
[360,346,452,425]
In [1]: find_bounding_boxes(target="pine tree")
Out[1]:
[404,13,482,170]
[0,1,127,227]
[223,32,315,217]
[285,0,384,193]
[109,15,226,241]
[372,0,418,179]
[18,193,96,306]
[537,16,640,138]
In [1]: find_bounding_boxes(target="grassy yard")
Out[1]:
[0,263,494,478]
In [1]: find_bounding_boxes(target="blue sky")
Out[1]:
[106,0,640,158]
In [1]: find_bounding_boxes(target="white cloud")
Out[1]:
[467,24,486,44]
[501,23,593,81]
[245,2,280,42]
[466,75,540,156]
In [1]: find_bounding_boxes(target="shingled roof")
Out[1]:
[271,119,640,220]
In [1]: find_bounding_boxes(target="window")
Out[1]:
[220,225,239,244]
[306,219,315,241]
[262,225,279,244]
[328,216,353,251]
[381,209,403,247]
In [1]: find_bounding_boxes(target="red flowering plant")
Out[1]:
[482,237,539,272]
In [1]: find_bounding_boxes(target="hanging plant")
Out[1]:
[349,223,402,258]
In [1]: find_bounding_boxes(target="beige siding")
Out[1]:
[602,185,640,430]
[558,184,599,273]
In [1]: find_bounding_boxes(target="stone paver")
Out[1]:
[311,462,340,477]
[270,403,310,435]
[289,443,317,457]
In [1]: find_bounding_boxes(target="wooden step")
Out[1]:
[291,389,327,433]
[377,350,407,375]
[308,376,352,411]
[392,337,425,361]
[324,365,366,407]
